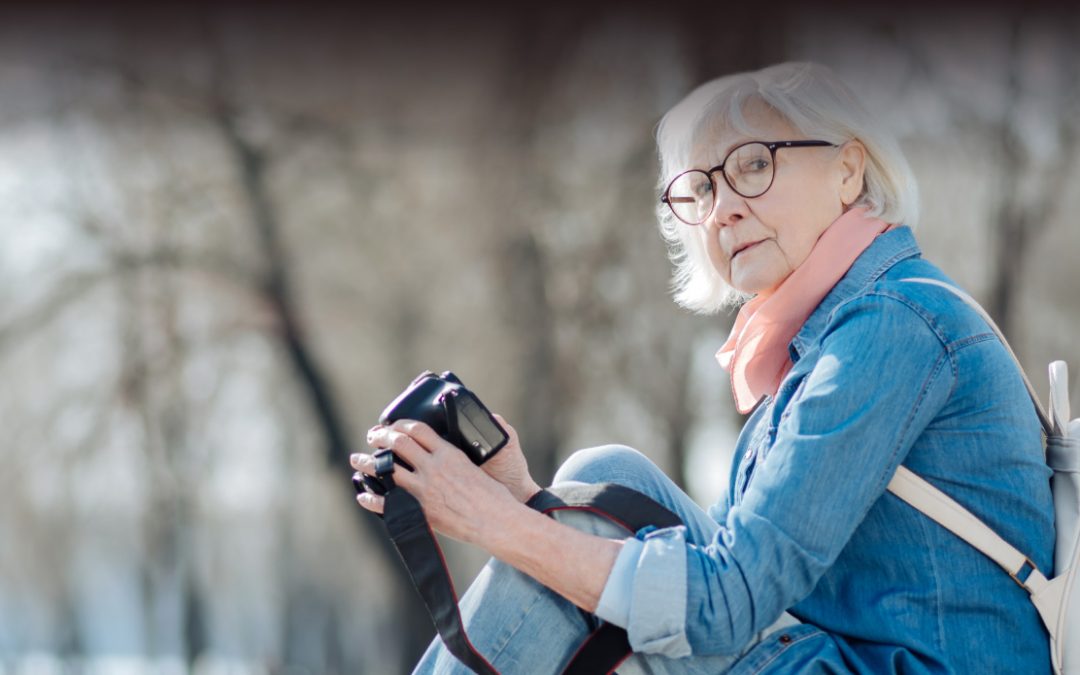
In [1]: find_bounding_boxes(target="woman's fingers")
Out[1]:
[350,450,419,486]
[388,419,456,454]
[356,491,385,514]
[353,418,479,514]
[350,452,376,475]
[492,413,520,444]
[351,418,520,542]
[366,425,431,469]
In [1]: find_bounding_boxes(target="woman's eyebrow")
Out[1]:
[720,138,751,158]
[700,137,753,167]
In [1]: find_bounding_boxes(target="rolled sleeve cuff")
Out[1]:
[596,524,692,658]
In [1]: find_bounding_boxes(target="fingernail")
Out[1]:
[350,453,362,467]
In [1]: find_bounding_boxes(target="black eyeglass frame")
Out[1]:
[660,140,839,225]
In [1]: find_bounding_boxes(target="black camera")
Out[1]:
[354,370,509,497]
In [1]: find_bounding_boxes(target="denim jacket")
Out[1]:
[597,226,1055,673]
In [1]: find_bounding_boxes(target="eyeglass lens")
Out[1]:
[665,142,775,225]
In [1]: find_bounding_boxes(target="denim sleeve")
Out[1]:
[609,292,956,657]
[596,526,693,657]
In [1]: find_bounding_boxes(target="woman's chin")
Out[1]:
[731,272,785,296]
[730,256,793,296]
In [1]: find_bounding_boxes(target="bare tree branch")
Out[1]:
[0,249,256,353]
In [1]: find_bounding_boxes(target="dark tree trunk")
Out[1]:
[489,12,594,485]
[987,20,1027,341]
[209,70,435,671]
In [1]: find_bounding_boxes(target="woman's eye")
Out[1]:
[742,159,770,172]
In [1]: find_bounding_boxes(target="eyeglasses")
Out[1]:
[660,140,838,225]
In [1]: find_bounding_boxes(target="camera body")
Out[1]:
[355,370,509,497]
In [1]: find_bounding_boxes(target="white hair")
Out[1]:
[654,61,920,314]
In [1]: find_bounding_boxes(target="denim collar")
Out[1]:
[788,225,922,362]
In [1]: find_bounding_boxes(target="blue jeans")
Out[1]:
[412,444,800,674]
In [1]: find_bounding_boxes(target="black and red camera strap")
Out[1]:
[375,460,683,674]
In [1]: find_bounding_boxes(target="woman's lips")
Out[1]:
[732,240,764,259]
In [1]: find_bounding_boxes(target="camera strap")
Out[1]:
[377,475,683,674]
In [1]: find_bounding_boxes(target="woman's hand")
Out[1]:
[478,414,543,503]
[352,418,623,614]
[350,419,526,545]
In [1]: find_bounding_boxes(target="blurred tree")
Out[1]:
[1,5,1079,675]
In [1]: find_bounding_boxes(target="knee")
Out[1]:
[552,444,654,486]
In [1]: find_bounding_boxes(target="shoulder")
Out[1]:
[826,258,991,353]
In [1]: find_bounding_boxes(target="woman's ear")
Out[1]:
[837,141,867,206]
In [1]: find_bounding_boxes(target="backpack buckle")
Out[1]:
[1009,556,1037,591]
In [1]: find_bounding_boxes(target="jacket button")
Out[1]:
[778,634,793,645]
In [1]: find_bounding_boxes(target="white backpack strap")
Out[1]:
[901,277,1052,437]
[895,278,1069,674]
[887,466,1049,595]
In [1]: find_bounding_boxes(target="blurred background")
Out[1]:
[1,2,1078,674]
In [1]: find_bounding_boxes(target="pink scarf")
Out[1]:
[716,207,896,413]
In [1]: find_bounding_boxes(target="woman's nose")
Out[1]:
[707,179,745,229]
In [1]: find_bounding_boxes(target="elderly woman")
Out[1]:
[351,62,1054,673]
